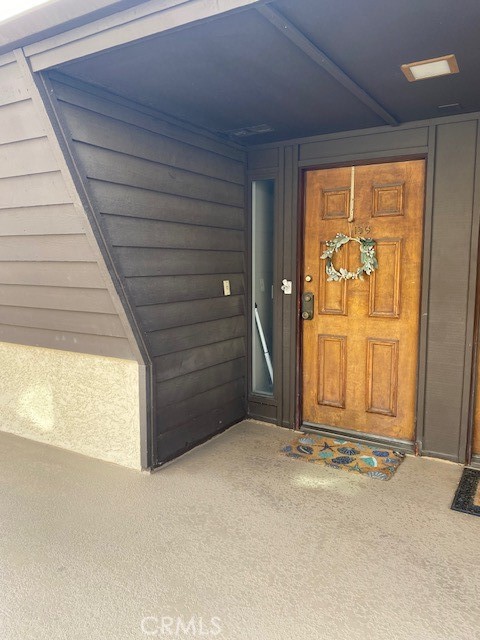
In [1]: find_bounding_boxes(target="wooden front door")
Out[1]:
[302,160,425,441]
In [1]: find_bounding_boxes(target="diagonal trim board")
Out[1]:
[256,5,398,127]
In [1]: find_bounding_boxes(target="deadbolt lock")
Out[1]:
[301,291,314,320]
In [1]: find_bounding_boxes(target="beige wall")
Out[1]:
[0,341,141,468]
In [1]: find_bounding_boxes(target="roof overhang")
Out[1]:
[2,0,479,144]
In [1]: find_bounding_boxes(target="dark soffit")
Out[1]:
[58,0,480,143]
[275,0,480,123]
[59,9,384,142]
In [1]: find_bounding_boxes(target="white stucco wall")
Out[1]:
[0,342,141,469]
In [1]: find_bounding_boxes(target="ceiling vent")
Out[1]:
[401,54,459,81]
[222,124,274,139]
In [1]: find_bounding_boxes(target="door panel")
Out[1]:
[302,160,425,441]
[317,334,347,408]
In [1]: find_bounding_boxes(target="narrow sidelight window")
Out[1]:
[251,179,275,395]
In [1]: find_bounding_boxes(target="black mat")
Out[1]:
[451,467,480,517]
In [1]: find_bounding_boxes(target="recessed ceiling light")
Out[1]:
[401,54,459,82]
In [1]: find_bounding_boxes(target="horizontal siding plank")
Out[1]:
[299,127,429,161]
[90,181,244,229]
[0,137,57,178]
[156,396,245,463]
[61,101,245,185]
[0,305,126,337]
[0,235,95,261]
[157,378,245,434]
[126,273,245,306]
[116,247,244,277]
[0,261,105,288]
[156,357,246,406]
[0,284,117,313]
[0,204,84,236]
[138,295,244,332]
[75,143,244,208]
[0,99,45,144]
[148,315,245,357]
[155,337,246,383]
[0,172,70,209]
[0,62,30,107]
[103,215,245,251]
[0,324,134,359]
[0,53,16,67]
[52,78,245,163]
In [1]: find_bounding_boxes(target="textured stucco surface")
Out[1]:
[0,341,141,468]
[1,420,479,639]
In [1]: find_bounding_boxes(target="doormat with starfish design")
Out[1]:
[281,434,405,480]
[451,467,480,517]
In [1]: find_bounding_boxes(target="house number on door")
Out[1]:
[354,225,371,235]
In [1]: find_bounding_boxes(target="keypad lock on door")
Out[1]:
[301,292,314,320]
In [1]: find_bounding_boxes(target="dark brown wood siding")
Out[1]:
[0,53,136,359]
[50,73,248,464]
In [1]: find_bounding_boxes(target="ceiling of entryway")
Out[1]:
[58,0,480,143]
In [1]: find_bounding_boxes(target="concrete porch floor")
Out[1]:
[1,420,479,639]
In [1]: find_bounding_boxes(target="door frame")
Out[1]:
[246,169,284,424]
[295,154,430,454]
